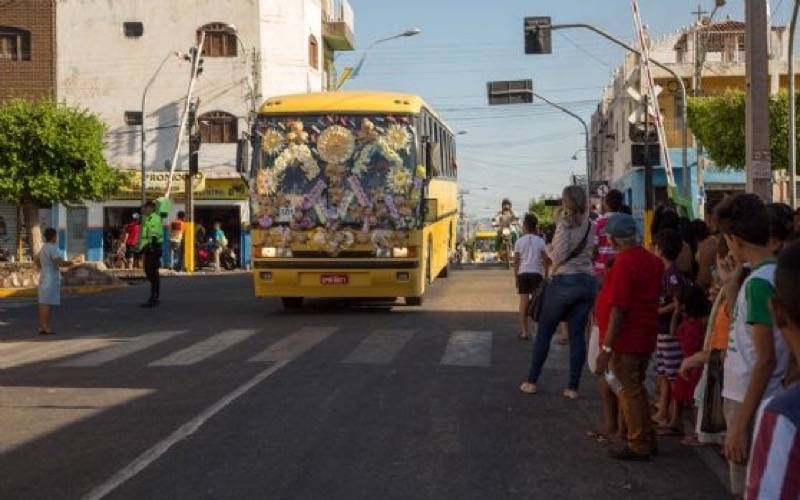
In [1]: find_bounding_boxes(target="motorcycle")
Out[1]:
[499,227,513,270]
[196,239,237,271]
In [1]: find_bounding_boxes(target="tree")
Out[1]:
[687,89,798,172]
[527,196,557,229]
[0,99,126,255]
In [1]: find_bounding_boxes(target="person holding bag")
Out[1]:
[520,185,598,400]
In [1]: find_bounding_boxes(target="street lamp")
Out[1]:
[140,51,183,206]
[335,28,421,90]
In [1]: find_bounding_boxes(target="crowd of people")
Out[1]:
[512,186,800,499]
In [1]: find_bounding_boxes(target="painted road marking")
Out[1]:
[0,337,114,370]
[440,331,492,368]
[59,331,187,367]
[343,329,414,365]
[82,360,290,500]
[149,329,257,367]
[249,327,337,362]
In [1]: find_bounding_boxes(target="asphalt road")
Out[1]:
[0,267,730,499]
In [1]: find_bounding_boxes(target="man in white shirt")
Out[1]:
[514,213,546,340]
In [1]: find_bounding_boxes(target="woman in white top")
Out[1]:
[513,213,546,340]
[520,185,599,399]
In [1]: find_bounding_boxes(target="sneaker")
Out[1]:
[608,446,650,461]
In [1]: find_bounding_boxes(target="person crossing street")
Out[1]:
[138,200,164,307]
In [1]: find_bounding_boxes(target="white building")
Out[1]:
[0,0,355,264]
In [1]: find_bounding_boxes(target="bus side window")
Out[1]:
[425,141,442,178]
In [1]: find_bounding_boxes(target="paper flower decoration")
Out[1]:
[388,167,412,192]
[386,124,410,151]
[261,129,284,154]
[317,125,355,164]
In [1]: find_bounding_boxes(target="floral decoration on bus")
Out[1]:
[251,114,421,254]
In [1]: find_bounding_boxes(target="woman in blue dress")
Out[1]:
[33,227,80,335]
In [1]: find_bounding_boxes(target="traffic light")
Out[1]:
[628,122,658,143]
[524,17,552,55]
[189,132,201,175]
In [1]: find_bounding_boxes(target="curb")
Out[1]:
[0,284,126,299]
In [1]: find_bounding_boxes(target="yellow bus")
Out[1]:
[472,231,497,263]
[249,90,458,308]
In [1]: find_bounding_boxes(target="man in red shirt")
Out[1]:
[122,213,141,269]
[595,212,665,460]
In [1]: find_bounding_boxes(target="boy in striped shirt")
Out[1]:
[746,240,800,500]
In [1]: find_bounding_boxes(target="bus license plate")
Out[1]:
[321,274,348,285]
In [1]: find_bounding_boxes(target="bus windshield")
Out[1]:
[253,113,422,232]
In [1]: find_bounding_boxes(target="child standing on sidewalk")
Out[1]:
[714,193,790,498]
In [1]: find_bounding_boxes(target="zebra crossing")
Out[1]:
[0,326,544,371]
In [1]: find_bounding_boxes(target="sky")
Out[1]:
[336,0,793,219]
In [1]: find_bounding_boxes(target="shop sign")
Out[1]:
[174,178,249,201]
[114,171,206,199]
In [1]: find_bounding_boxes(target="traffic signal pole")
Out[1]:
[643,95,654,248]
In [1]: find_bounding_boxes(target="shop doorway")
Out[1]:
[66,206,88,259]
[103,207,141,257]
[194,206,241,266]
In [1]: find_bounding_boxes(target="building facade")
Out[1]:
[590,18,796,222]
[0,0,355,265]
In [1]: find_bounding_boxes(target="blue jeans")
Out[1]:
[527,272,598,390]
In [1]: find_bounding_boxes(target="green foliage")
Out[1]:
[687,89,799,172]
[527,196,557,229]
[0,99,126,206]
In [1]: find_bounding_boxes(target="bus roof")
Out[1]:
[258,90,450,132]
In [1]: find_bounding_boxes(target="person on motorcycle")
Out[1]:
[492,198,521,253]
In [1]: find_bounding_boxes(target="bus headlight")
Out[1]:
[376,248,391,258]
[277,248,293,258]
[261,247,277,258]
[392,247,409,258]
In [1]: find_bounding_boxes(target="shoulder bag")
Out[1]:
[528,220,592,322]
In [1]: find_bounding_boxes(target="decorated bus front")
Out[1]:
[250,112,429,307]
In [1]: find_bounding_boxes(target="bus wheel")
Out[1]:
[281,297,303,309]
[438,239,451,278]
[405,296,422,306]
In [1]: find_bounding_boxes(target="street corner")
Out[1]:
[0,287,37,299]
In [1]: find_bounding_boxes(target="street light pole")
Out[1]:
[335,28,421,90]
[140,51,178,206]
[532,92,590,195]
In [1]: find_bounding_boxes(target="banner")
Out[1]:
[173,178,249,201]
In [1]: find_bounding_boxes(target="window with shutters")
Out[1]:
[308,35,319,70]
[197,23,237,57]
[199,112,238,143]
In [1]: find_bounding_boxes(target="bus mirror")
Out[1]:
[424,141,442,178]
[424,198,438,223]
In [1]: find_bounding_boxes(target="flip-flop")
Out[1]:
[518,333,530,341]
[519,382,537,395]
[680,435,708,447]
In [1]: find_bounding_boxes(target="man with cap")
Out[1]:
[137,200,164,307]
[594,212,664,461]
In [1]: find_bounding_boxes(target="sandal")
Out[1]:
[519,382,537,395]
[680,434,708,447]
[586,430,610,443]
[518,333,530,341]
[655,426,681,437]
[563,389,579,400]
[39,329,55,335]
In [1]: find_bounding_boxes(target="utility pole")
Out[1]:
[692,5,708,219]
[745,0,773,201]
